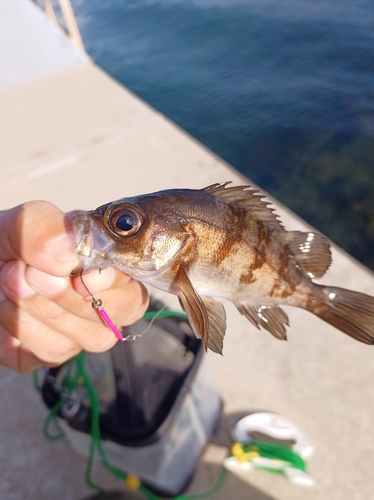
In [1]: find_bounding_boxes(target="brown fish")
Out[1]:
[72,182,374,354]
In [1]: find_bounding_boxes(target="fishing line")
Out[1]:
[123,305,167,341]
[79,269,170,342]
[80,269,124,342]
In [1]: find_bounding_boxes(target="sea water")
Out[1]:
[73,0,374,269]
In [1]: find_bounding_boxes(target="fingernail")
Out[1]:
[46,234,80,265]
[26,267,68,297]
[2,262,35,298]
[81,268,116,294]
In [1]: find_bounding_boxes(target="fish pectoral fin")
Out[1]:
[236,303,289,340]
[176,266,226,354]
[283,230,331,279]
[177,266,210,350]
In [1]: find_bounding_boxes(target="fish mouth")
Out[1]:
[71,266,85,277]
[71,212,114,276]
[74,218,93,258]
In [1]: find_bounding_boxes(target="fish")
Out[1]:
[72,182,374,354]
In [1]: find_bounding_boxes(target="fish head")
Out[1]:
[72,192,190,284]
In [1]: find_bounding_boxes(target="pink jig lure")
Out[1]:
[80,271,124,342]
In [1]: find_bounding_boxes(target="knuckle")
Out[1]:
[35,299,67,323]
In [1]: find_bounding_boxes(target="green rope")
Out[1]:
[42,399,65,440]
[73,352,103,490]
[244,440,307,472]
[143,309,187,320]
[32,369,41,392]
[34,309,228,497]
[36,358,81,441]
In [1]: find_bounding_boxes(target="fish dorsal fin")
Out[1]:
[236,303,289,340]
[283,230,331,279]
[177,265,226,354]
[203,182,284,232]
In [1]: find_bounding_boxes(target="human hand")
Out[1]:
[0,201,149,373]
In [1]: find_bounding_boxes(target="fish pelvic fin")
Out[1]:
[236,303,289,340]
[283,230,332,279]
[313,286,374,344]
[176,266,226,354]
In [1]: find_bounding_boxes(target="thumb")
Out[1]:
[0,201,81,276]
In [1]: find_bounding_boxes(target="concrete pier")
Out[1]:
[1,1,374,499]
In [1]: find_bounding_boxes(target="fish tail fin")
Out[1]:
[313,286,374,344]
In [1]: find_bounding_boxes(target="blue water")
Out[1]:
[73,0,374,269]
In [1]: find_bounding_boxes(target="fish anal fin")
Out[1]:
[237,303,289,340]
[203,182,284,231]
[284,230,331,279]
[176,266,209,350]
[203,297,226,355]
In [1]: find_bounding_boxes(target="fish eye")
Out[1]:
[106,206,143,237]
[116,214,135,232]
